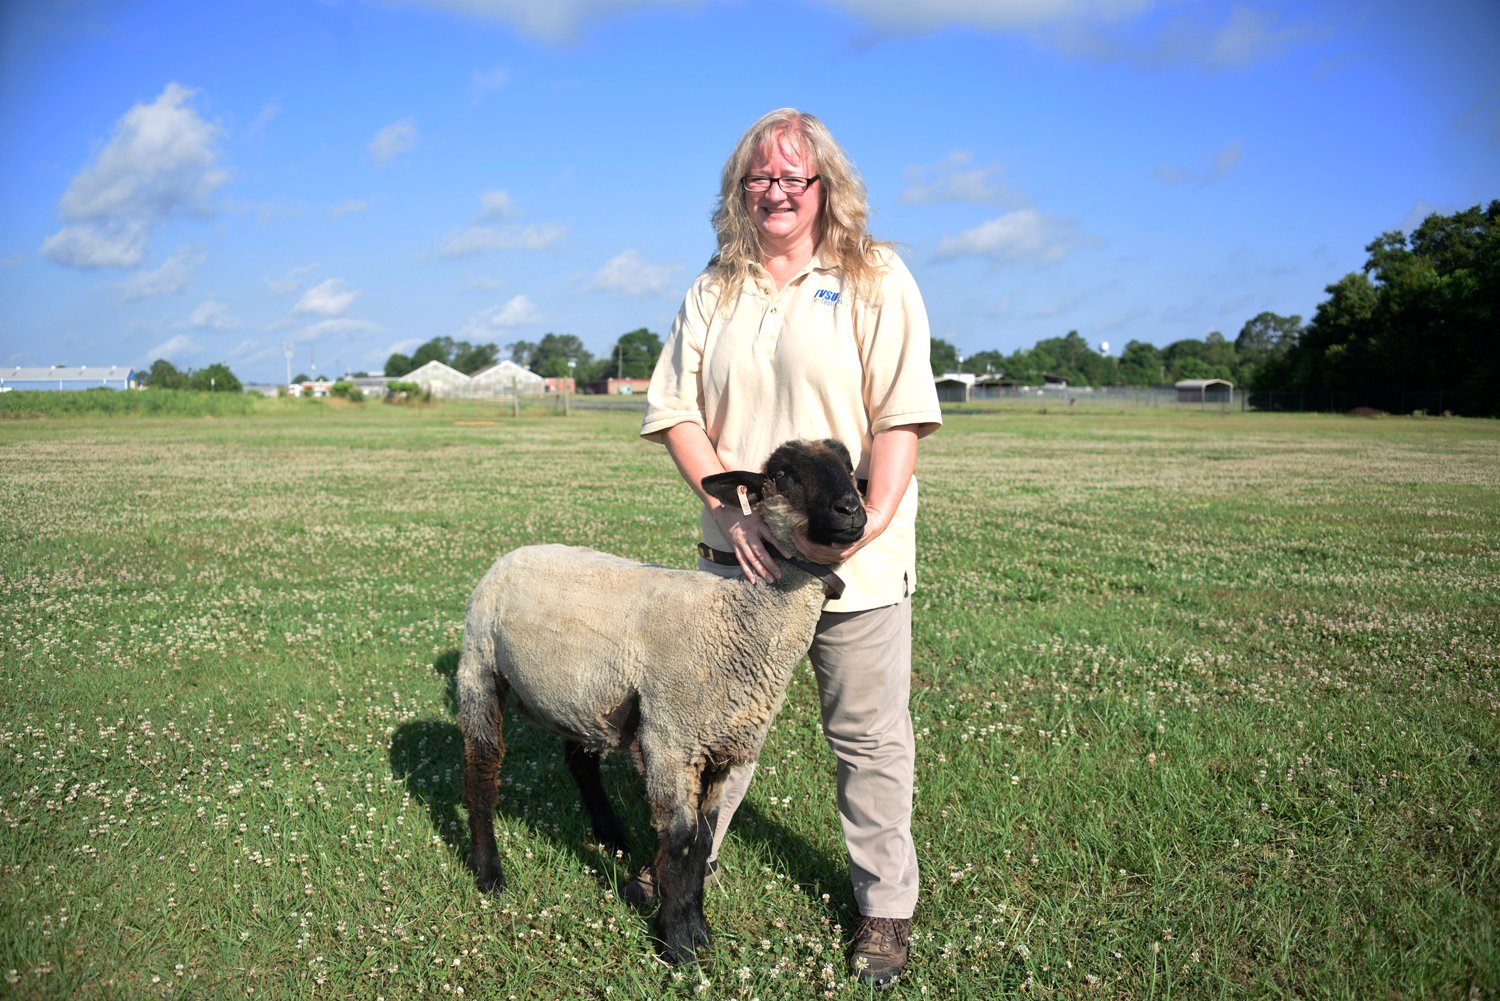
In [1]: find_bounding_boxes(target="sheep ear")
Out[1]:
[701,471,763,510]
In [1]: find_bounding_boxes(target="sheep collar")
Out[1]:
[785,556,847,600]
[697,543,846,600]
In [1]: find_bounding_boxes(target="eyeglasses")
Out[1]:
[740,175,820,195]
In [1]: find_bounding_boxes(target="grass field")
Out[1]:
[2,403,1497,1000]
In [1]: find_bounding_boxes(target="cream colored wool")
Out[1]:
[458,545,824,793]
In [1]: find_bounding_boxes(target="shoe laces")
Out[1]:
[856,916,910,952]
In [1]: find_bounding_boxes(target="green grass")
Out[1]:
[1,406,1496,999]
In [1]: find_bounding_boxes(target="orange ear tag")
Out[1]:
[736,484,753,516]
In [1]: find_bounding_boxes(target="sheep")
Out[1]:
[456,438,866,965]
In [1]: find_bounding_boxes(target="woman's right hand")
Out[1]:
[709,505,787,584]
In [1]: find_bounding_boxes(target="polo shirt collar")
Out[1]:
[748,251,837,292]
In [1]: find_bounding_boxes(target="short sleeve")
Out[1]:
[856,252,944,437]
[641,274,715,443]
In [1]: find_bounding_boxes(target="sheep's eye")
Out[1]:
[774,470,788,481]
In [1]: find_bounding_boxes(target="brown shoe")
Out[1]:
[849,915,910,989]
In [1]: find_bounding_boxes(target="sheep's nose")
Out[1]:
[834,495,862,517]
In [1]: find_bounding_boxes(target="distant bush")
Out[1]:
[0,389,258,418]
[384,380,429,403]
[330,380,365,403]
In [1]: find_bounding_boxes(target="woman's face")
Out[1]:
[746,133,821,255]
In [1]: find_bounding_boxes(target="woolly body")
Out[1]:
[455,438,866,966]
[458,544,825,795]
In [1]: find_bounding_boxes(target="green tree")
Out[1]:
[527,333,593,379]
[383,353,413,377]
[506,340,538,368]
[1234,312,1301,387]
[188,363,242,393]
[144,358,189,390]
[1282,272,1380,392]
[1162,337,1232,381]
[1116,341,1165,385]
[607,328,663,379]
[1020,331,1117,385]
[409,337,456,370]
[930,337,959,375]
[964,349,1007,376]
[452,341,498,375]
[1271,202,1498,413]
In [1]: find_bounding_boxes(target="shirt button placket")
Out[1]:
[757,298,783,351]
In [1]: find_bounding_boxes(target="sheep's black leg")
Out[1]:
[653,807,714,965]
[563,741,631,857]
[462,695,507,894]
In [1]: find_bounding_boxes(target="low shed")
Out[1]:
[935,373,975,404]
[1175,378,1234,403]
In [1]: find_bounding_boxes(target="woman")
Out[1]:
[640,108,942,989]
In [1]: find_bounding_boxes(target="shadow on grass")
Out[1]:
[389,647,850,919]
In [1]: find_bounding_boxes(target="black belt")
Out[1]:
[696,542,846,600]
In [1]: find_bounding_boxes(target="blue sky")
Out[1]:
[2,0,1496,384]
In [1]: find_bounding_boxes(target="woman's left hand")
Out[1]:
[792,505,891,565]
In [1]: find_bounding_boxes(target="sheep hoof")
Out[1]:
[468,854,506,894]
[659,919,713,965]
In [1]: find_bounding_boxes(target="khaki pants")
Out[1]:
[706,595,920,919]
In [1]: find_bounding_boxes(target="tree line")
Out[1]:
[935,202,1497,415]
[383,328,664,383]
[133,203,1494,413]
[137,359,243,393]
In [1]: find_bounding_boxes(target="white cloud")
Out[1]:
[328,199,368,219]
[1154,140,1244,187]
[822,0,1319,71]
[457,295,540,337]
[120,246,205,300]
[480,189,514,219]
[382,337,425,358]
[439,223,567,257]
[370,119,419,165]
[394,0,695,43]
[191,300,239,330]
[1455,84,1500,145]
[294,278,359,316]
[935,209,1092,266]
[141,333,200,366]
[304,318,380,337]
[42,83,226,270]
[1399,200,1437,234]
[823,0,1154,34]
[459,274,509,293]
[247,101,281,138]
[589,248,679,296]
[41,222,149,269]
[266,263,319,297]
[1057,4,1323,71]
[471,65,511,101]
[226,338,274,365]
[253,198,310,224]
[900,151,1021,205]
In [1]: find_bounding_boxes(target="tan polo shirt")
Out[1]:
[641,248,943,612]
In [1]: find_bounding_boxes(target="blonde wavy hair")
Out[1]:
[709,108,888,306]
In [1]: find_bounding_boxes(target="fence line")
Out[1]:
[942,385,1483,416]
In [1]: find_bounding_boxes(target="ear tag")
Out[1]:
[736,484,753,517]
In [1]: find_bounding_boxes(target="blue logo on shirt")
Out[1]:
[813,289,841,306]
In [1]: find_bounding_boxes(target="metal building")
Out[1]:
[0,365,137,391]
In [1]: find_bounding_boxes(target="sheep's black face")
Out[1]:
[764,439,866,547]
